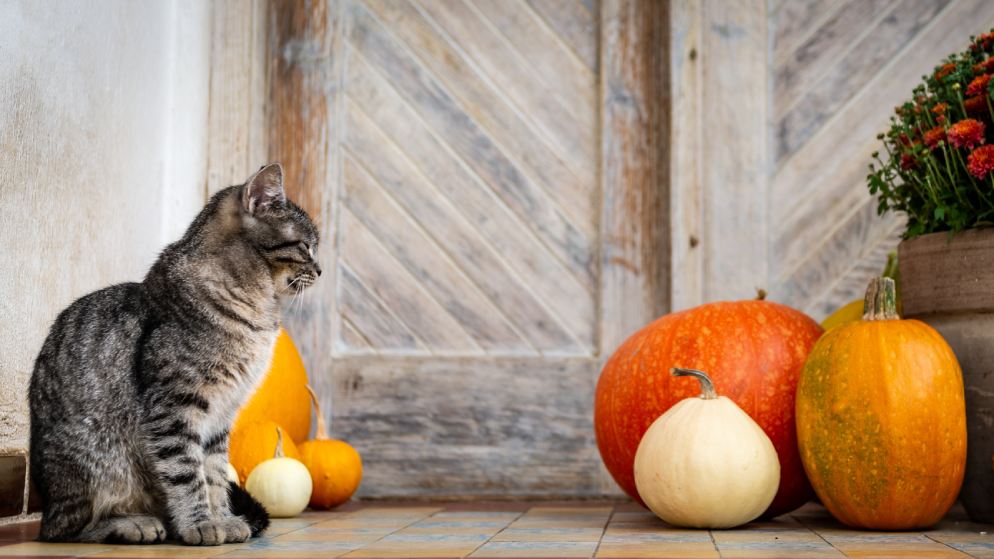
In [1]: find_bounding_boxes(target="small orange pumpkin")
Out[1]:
[796,277,967,529]
[230,420,302,484]
[298,386,362,508]
[233,328,311,443]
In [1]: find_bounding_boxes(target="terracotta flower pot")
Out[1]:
[899,228,994,522]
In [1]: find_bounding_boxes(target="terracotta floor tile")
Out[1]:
[88,544,239,558]
[491,527,604,542]
[470,540,598,558]
[0,542,113,557]
[595,541,719,559]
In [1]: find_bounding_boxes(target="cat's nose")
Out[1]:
[314,263,322,277]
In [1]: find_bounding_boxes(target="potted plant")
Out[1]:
[868,29,994,522]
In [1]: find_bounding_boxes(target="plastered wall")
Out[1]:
[0,1,210,462]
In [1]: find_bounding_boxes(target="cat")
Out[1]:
[28,163,320,545]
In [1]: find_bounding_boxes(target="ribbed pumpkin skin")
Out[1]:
[796,319,966,529]
[233,329,312,443]
[595,301,823,517]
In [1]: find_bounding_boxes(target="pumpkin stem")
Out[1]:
[755,288,767,301]
[305,385,330,440]
[862,277,900,321]
[671,368,718,400]
[274,426,286,459]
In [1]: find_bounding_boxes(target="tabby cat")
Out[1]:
[29,164,320,545]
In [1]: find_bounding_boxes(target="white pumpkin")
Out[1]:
[634,368,780,529]
[245,427,313,518]
[226,462,240,485]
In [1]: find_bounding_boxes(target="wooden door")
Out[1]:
[266,0,668,497]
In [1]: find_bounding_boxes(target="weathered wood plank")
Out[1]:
[346,53,596,350]
[347,1,595,285]
[669,0,703,312]
[473,0,596,124]
[330,355,606,498]
[342,151,578,353]
[338,263,424,352]
[524,0,599,72]
[416,0,598,186]
[600,0,670,355]
[771,0,843,63]
[775,0,950,163]
[700,0,769,300]
[360,0,595,233]
[267,0,341,386]
[345,99,592,350]
[206,0,268,195]
[340,209,483,353]
[773,0,894,118]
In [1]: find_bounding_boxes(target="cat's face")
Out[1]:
[240,164,321,296]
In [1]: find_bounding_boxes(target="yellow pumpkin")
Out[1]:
[299,387,363,508]
[230,419,302,484]
[233,328,311,443]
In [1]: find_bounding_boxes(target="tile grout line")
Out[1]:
[922,532,978,559]
[589,504,615,559]
[791,513,848,558]
[461,506,527,558]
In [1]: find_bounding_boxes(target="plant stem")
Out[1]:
[671,368,718,400]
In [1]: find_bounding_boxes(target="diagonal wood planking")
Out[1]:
[335,0,598,356]
[769,0,994,317]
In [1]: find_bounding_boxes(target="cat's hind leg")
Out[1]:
[76,516,166,544]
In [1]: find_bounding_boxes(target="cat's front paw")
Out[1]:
[220,516,251,543]
[178,520,228,546]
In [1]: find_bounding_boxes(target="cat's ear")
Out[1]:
[243,163,286,215]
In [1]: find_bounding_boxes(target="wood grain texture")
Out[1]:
[669,0,703,312]
[599,0,670,355]
[344,54,594,350]
[701,0,769,301]
[206,0,268,195]
[328,356,605,498]
[267,0,342,388]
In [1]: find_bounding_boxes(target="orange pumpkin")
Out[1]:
[796,277,967,529]
[233,328,311,443]
[299,387,362,508]
[595,297,822,518]
[230,420,302,484]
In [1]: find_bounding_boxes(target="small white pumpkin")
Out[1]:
[226,462,240,485]
[634,368,780,529]
[245,427,313,518]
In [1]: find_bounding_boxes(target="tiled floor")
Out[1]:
[1,502,993,558]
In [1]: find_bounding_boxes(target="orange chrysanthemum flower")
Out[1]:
[967,74,992,97]
[924,126,946,149]
[949,119,986,149]
[968,145,994,178]
[965,95,988,118]
[935,62,956,80]
[932,103,948,115]
[975,57,994,73]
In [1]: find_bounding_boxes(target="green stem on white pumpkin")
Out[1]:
[274,427,286,459]
[305,385,330,441]
[862,277,899,321]
[671,368,718,400]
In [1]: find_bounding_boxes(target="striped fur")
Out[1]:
[29,164,319,545]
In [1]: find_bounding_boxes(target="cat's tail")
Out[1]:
[228,481,270,537]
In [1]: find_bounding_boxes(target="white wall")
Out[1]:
[0,0,210,453]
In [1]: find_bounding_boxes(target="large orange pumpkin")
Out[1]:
[233,328,311,443]
[796,278,966,529]
[230,420,303,484]
[595,298,822,518]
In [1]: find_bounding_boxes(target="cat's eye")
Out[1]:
[299,242,311,256]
